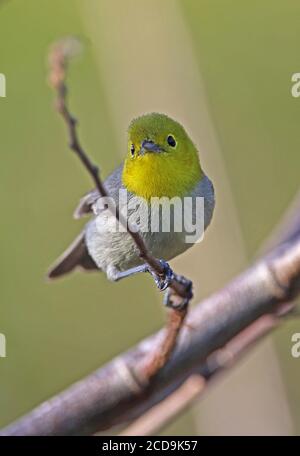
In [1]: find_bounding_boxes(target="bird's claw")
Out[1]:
[147,260,193,310]
[148,259,174,291]
[163,275,193,310]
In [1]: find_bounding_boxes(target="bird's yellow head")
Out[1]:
[122,113,203,200]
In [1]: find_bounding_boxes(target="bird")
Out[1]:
[48,113,215,288]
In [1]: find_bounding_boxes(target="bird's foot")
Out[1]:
[108,260,192,310]
[107,264,148,281]
[163,274,193,310]
[107,260,173,289]
[148,259,174,291]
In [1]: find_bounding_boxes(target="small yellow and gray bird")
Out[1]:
[48,113,215,288]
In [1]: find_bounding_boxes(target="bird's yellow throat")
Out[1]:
[122,152,203,200]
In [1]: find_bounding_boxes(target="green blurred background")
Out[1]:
[0,0,300,435]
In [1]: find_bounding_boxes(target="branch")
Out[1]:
[120,312,285,435]
[1,218,300,435]
[120,191,300,435]
[120,374,206,436]
[119,173,300,436]
[48,38,192,379]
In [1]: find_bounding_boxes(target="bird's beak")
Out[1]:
[140,140,162,155]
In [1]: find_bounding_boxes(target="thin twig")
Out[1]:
[143,307,188,379]
[48,38,192,379]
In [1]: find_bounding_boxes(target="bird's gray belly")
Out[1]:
[85,213,189,272]
[85,174,215,273]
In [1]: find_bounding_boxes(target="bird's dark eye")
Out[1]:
[130,144,135,156]
[167,135,176,147]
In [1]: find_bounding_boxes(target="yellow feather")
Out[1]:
[122,113,203,200]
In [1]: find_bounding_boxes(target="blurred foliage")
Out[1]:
[0,0,299,434]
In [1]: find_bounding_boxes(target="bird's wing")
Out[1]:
[47,230,98,278]
[48,165,124,279]
[73,188,99,219]
[73,163,124,219]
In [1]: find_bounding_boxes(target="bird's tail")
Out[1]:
[47,231,98,279]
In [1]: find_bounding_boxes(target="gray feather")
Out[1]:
[47,232,97,279]
[48,165,124,279]
[73,164,124,219]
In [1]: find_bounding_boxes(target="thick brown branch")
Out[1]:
[119,190,300,435]
[121,313,280,436]
[120,374,206,436]
[2,229,300,436]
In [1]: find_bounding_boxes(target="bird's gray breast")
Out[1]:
[140,173,215,259]
[85,172,215,270]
